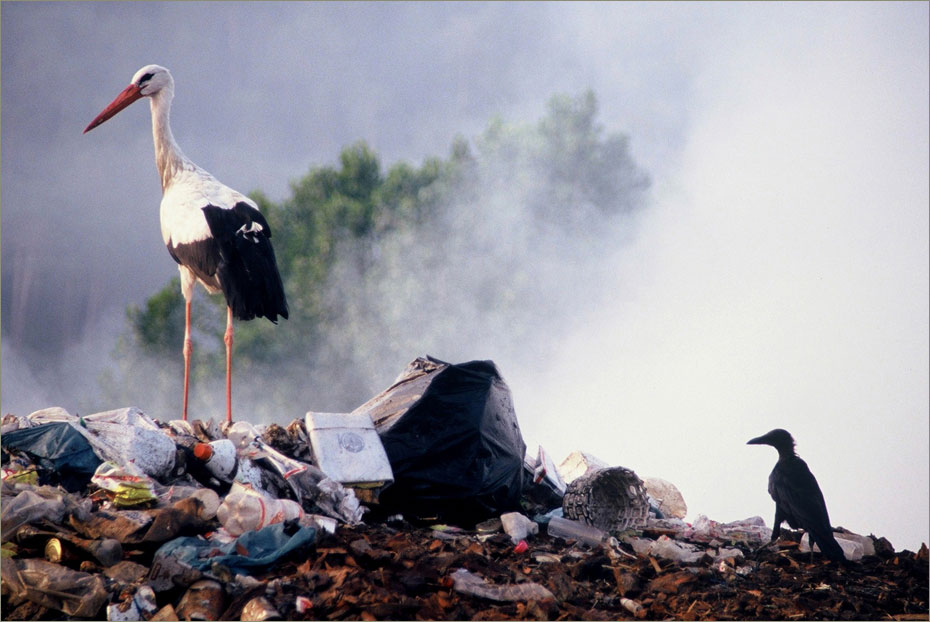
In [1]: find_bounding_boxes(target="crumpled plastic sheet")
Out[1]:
[151,522,316,580]
[1,484,92,541]
[80,421,177,480]
[1,558,108,618]
[0,488,66,539]
[449,567,555,602]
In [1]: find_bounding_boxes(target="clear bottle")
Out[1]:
[547,515,618,548]
[215,483,303,536]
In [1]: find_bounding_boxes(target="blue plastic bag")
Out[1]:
[1,423,101,492]
[153,522,316,576]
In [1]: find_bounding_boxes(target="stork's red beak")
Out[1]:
[83,83,144,134]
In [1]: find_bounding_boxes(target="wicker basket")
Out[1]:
[562,466,650,532]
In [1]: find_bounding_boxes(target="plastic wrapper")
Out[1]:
[107,584,158,621]
[15,408,176,481]
[226,420,261,449]
[91,461,158,506]
[1,456,39,485]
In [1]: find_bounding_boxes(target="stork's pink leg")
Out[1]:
[182,301,192,421]
[224,306,234,423]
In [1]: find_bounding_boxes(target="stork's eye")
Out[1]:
[138,72,154,86]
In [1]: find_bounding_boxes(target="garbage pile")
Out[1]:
[2,356,927,621]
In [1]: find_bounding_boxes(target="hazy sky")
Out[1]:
[2,2,927,550]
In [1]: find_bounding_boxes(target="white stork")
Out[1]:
[84,65,288,423]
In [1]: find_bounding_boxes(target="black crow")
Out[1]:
[747,428,845,561]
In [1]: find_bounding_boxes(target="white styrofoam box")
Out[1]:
[305,412,393,487]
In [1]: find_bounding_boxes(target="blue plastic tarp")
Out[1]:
[1,423,101,492]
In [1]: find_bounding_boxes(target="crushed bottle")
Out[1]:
[216,482,304,536]
[546,515,618,548]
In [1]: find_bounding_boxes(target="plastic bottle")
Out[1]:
[172,435,236,493]
[216,483,304,536]
[547,515,618,548]
[193,439,238,482]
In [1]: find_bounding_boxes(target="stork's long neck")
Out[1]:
[149,86,189,192]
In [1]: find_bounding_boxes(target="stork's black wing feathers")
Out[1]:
[769,455,845,561]
[167,236,221,291]
[201,202,289,323]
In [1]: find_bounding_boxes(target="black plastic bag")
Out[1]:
[354,356,526,525]
[1,423,102,492]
